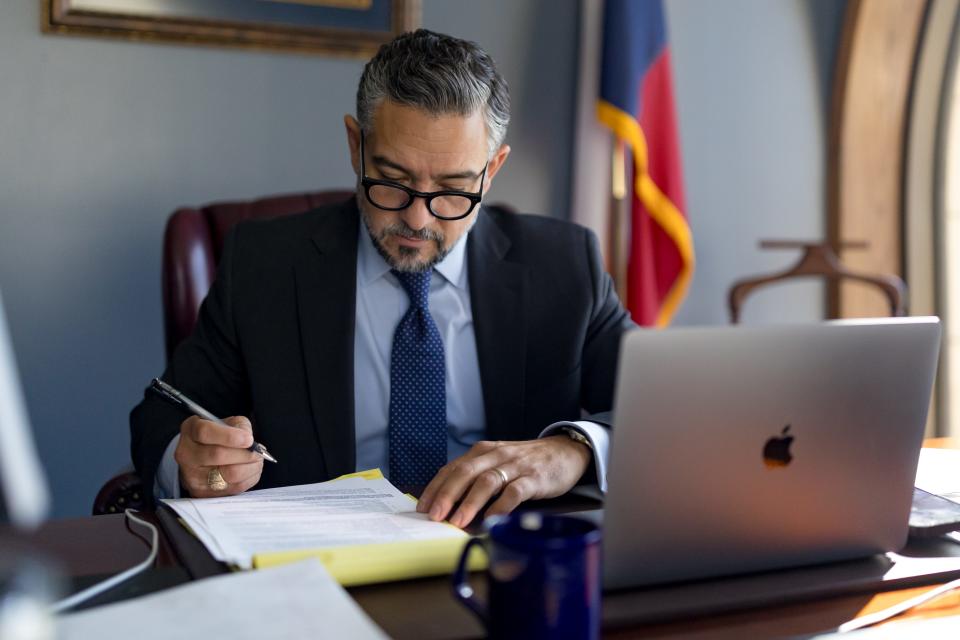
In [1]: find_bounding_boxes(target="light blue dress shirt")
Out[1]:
[155,222,610,498]
[353,221,486,476]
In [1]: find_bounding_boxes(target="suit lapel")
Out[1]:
[468,209,529,441]
[294,199,359,479]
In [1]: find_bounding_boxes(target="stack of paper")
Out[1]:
[59,560,388,640]
[162,471,483,585]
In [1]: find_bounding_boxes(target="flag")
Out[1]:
[598,0,693,327]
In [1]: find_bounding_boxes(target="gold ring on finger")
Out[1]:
[207,467,228,491]
[492,467,509,489]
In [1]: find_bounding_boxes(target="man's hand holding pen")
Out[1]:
[149,378,277,497]
[175,415,263,497]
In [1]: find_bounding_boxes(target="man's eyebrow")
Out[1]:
[371,155,412,176]
[371,155,483,182]
[436,168,484,181]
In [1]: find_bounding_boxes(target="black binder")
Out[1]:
[155,503,231,580]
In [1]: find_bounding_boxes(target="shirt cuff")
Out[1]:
[539,420,609,493]
[154,434,182,500]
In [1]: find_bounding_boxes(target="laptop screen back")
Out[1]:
[603,318,941,589]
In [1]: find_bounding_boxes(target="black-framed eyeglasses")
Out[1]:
[360,131,487,221]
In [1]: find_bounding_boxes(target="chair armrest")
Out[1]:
[93,470,147,516]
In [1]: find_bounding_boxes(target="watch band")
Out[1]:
[562,426,593,451]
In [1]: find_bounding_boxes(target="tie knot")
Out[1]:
[392,269,432,308]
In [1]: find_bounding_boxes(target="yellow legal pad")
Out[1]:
[250,468,487,586]
[333,468,387,481]
[253,536,487,586]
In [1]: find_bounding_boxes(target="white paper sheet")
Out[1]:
[57,560,388,640]
[915,448,960,502]
[163,476,466,569]
[811,613,960,638]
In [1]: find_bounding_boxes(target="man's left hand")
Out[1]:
[416,435,592,528]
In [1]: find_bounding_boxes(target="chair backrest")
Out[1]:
[162,190,354,359]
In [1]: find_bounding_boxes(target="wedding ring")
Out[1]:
[207,467,228,491]
[491,467,509,489]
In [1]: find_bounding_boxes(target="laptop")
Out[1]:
[601,317,941,590]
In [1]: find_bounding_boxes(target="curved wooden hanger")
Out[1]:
[728,240,907,323]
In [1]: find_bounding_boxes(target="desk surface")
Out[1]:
[11,441,960,639]
[16,515,959,639]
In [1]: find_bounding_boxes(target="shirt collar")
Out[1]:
[356,222,469,290]
[357,222,392,288]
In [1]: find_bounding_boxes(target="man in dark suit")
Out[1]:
[131,29,635,528]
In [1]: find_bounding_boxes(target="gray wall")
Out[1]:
[667,0,846,326]
[0,0,842,517]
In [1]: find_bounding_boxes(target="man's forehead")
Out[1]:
[367,103,488,176]
[373,99,483,129]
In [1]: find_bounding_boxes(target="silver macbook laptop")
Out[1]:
[601,317,941,590]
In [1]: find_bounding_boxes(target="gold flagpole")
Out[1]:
[608,139,629,302]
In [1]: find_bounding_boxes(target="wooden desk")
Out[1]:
[16,517,958,639]
[925,437,960,450]
[11,444,960,639]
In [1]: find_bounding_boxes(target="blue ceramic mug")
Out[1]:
[451,512,602,639]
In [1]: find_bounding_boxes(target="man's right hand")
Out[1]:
[174,415,263,497]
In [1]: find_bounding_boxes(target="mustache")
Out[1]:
[378,222,444,243]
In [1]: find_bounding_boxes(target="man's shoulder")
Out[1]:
[229,197,358,252]
[479,205,596,259]
[483,205,590,236]
[483,205,586,233]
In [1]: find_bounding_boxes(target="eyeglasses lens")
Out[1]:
[367,184,474,218]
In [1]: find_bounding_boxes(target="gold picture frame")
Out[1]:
[42,0,421,58]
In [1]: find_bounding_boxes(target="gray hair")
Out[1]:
[356,29,510,159]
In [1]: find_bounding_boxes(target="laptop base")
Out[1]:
[602,536,960,627]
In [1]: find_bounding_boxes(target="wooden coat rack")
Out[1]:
[728,240,907,323]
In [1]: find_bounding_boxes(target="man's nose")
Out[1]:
[401,195,434,231]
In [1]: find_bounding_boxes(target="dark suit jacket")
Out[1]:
[130,198,635,500]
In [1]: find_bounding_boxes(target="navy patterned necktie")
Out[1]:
[388,269,447,486]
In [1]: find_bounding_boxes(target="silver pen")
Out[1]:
[150,378,278,463]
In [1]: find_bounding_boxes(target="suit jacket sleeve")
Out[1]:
[568,230,631,487]
[580,228,638,419]
[130,226,251,501]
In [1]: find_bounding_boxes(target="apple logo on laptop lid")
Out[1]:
[763,425,794,469]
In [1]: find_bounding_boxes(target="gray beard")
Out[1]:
[358,202,480,273]
[360,210,449,273]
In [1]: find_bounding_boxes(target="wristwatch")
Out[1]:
[562,426,593,452]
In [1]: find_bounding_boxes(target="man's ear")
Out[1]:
[483,144,511,192]
[344,115,361,176]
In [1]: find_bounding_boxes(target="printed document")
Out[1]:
[162,475,467,570]
[915,448,960,503]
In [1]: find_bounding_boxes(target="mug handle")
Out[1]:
[451,536,489,628]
